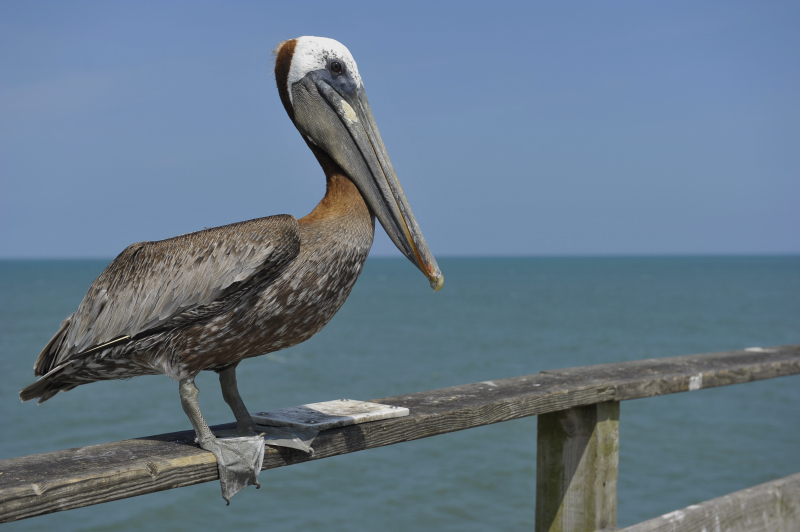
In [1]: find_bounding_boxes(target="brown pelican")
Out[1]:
[20,36,443,501]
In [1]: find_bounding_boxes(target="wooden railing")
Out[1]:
[2,344,799,530]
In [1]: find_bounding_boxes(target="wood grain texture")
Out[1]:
[2,343,799,522]
[619,472,800,532]
[535,403,619,532]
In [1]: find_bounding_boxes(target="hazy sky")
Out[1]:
[1,1,798,258]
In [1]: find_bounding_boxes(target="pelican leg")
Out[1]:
[179,377,264,504]
[219,364,260,435]
[219,364,320,455]
[179,377,216,445]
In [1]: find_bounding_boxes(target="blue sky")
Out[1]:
[1,1,798,258]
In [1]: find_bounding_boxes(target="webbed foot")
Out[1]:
[199,434,265,504]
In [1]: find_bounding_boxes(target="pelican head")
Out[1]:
[274,36,443,291]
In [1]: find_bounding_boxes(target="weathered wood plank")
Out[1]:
[535,402,619,532]
[1,343,798,522]
[619,471,800,532]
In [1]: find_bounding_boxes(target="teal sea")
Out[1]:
[1,256,799,530]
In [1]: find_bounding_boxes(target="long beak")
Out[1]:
[291,75,443,291]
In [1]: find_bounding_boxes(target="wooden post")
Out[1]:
[535,401,620,532]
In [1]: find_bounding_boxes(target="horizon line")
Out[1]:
[1,252,799,261]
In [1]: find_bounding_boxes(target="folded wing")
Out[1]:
[34,215,301,376]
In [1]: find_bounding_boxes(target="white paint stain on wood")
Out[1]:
[745,346,775,353]
[662,509,686,522]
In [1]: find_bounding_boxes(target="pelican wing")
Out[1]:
[34,215,300,376]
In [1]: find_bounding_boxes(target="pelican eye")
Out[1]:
[330,60,343,74]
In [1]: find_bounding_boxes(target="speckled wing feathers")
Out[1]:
[33,215,300,376]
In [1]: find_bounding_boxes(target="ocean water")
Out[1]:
[1,256,798,530]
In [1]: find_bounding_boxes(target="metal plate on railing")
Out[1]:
[251,399,409,431]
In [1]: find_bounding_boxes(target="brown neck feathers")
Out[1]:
[273,39,297,122]
[300,173,369,225]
